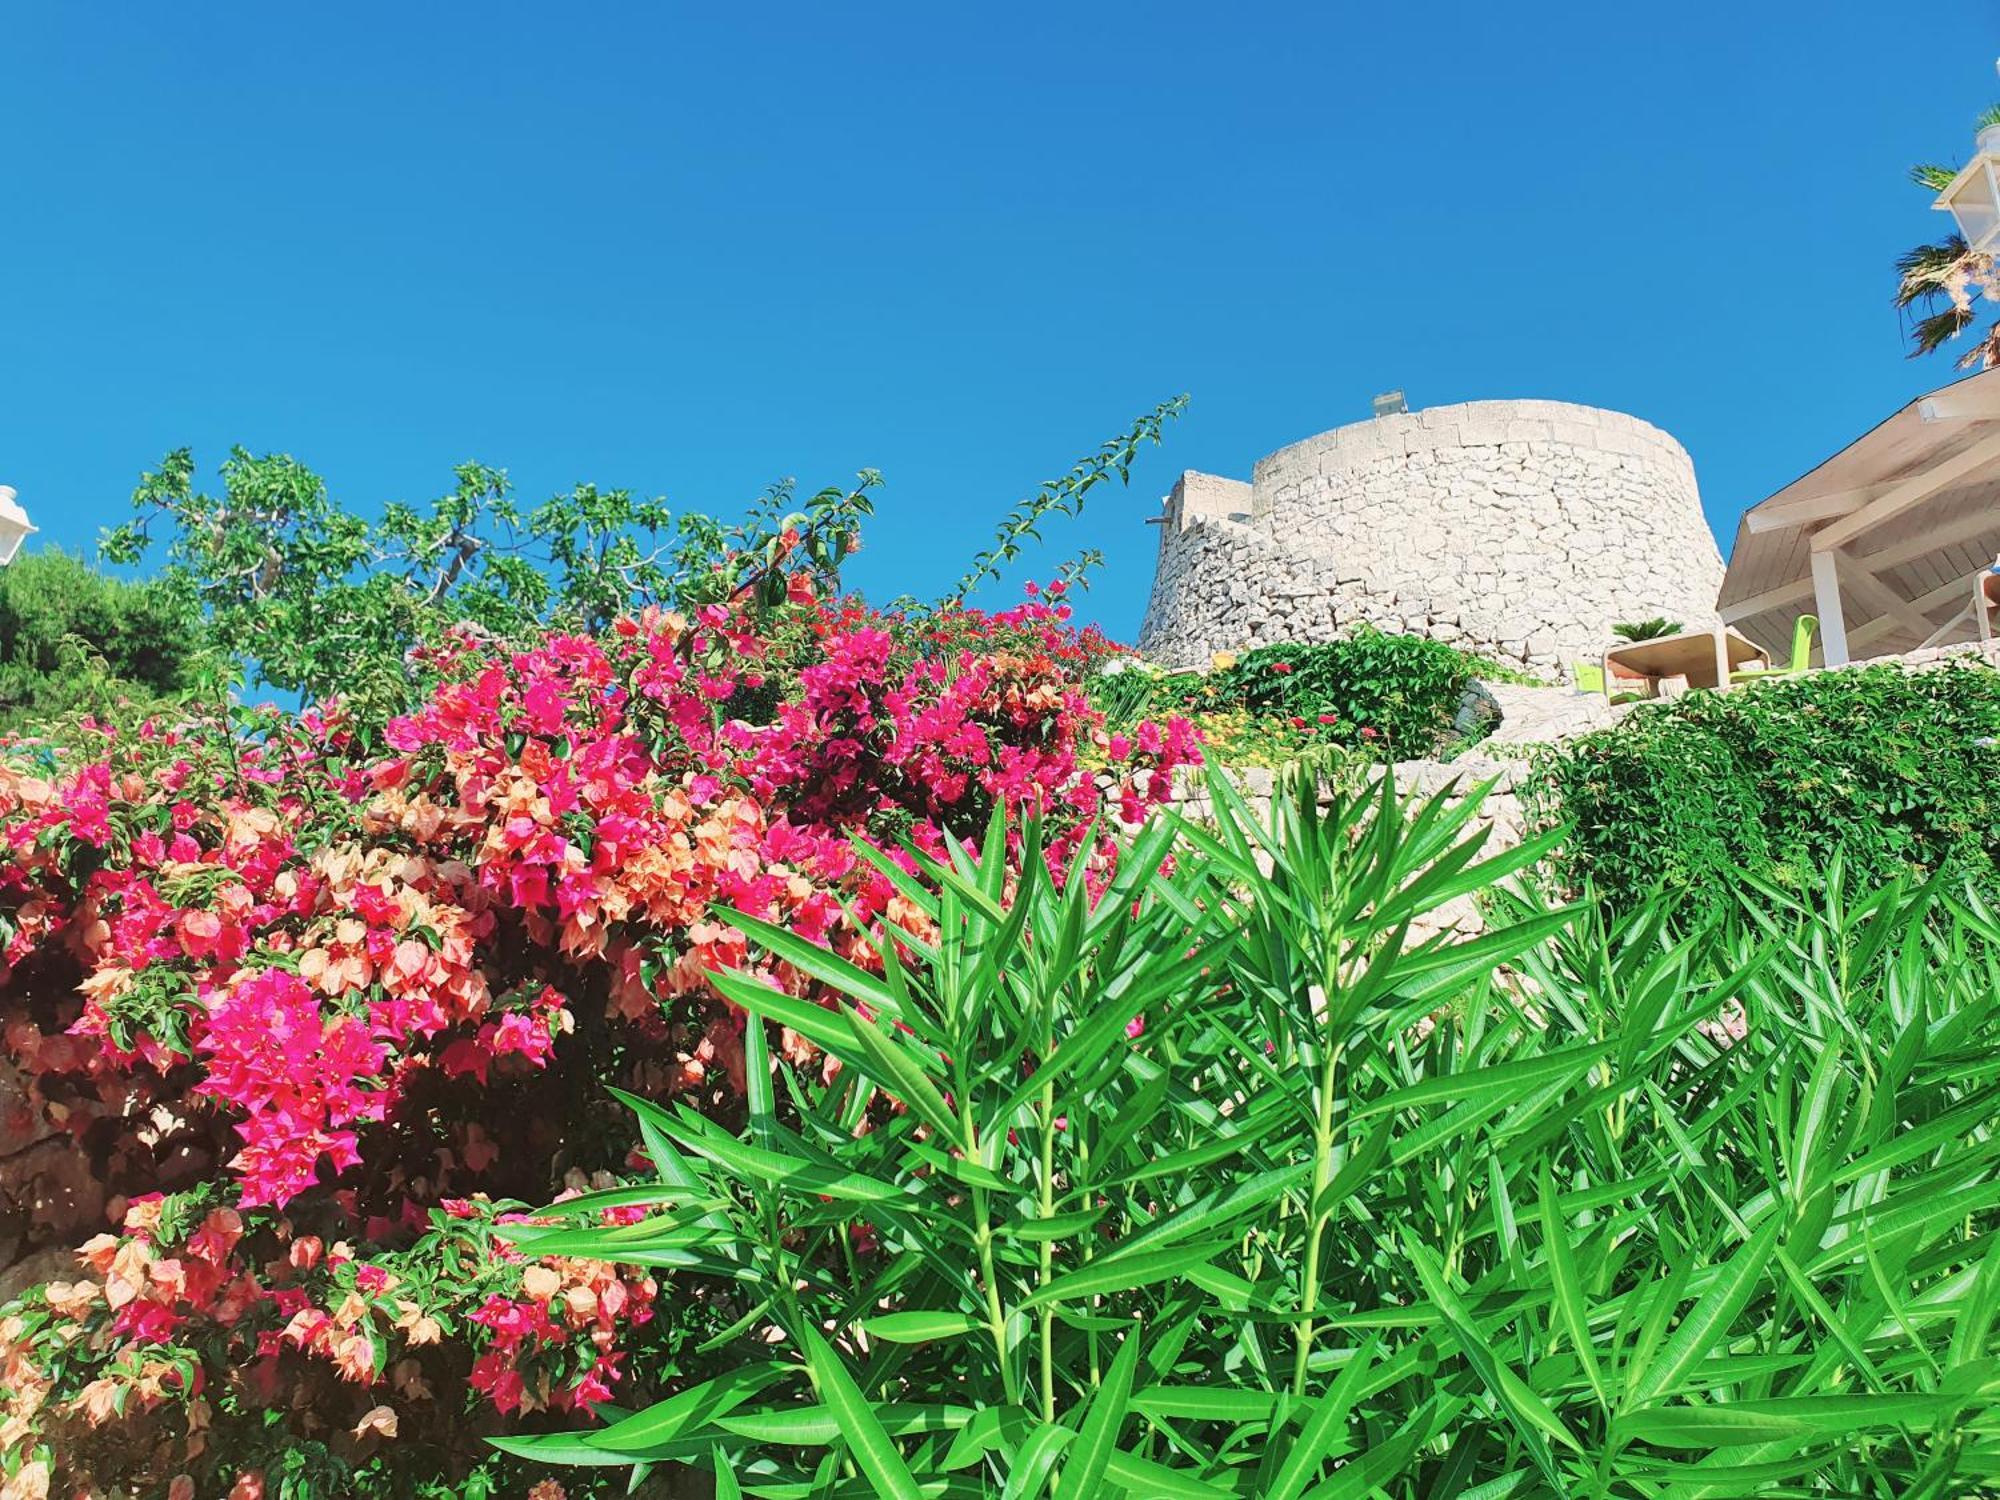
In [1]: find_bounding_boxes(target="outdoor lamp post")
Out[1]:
[0,489,34,566]
[1935,125,2000,253]
[1934,65,2000,253]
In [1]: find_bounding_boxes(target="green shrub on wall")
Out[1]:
[1524,659,2000,909]
[1091,629,1507,765]
[1227,628,1474,758]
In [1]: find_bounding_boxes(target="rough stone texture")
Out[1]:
[1872,639,2000,674]
[1481,681,1614,746]
[1137,400,1726,677]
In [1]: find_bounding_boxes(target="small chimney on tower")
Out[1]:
[1371,390,1408,418]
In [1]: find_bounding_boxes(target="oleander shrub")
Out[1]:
[499,776,2000,1496]
[0,583,1197,1498]
[1523,658,2000,913]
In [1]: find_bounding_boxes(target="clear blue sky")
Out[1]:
[3,3,1992,641]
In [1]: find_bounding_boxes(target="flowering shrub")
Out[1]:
[0,584,1195,1496]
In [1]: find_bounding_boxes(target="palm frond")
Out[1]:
[1894,235,1974,308]
[1910,305,1978,357]
[1611,617,1682,642]
[1958,320,2000,369]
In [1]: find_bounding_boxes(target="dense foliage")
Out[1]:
[1523,659,2000,913]
[1093,628,1483,764]
[1224,633,1476,757]
[494,776,2000,1496]
[0,579,1196,1496]
[0,552,199,737]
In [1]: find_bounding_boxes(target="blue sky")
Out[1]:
[3,3,1992,641]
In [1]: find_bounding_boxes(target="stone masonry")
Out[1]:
[1137,400,1726,677]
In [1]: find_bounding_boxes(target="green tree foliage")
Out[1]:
[99,448,880,722]
[1223,632,1477,757]
[1153,630,1476,759]
[1089,630,1499,767]
[97,398,1189,727]
[0,548,200,735]
[1523,660,2000,911]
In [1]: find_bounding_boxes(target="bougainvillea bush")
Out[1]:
[0,579,1196,1497]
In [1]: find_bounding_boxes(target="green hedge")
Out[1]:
[1219,629,1476,758]
[1523,659,2000,909]
[1092,629,1494,762]
[0,549,198,735]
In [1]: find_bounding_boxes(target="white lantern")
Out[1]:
[1933,123,2000,255]
[0,489,33,567]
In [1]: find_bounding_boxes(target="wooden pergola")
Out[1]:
[1718,368,2000,667]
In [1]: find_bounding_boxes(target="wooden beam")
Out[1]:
[1721,579,1810,624]
[1834,553,1937,640]
[1813,429,2000,552]
[1890,572,1982,621]
[1845,571,1985,652]
[1721,506,2000,621]
[1851,505,2000,575]
[1745,483,1893,534]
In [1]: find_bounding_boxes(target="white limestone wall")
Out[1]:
[1137,401,1725,676]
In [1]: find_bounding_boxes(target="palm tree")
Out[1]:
[1897,108,2000,368]
[1611,617,1682,642]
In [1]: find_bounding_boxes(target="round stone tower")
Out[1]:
[1136,398,1725,676]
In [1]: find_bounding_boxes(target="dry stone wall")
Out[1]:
[1138,400,1726,676]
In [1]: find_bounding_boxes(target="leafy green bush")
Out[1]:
[1090,629,1486,767]
[1524,659,2000,911]
[1227,628,1475,758]
[0,548,199,734]
[497,781,2000,1496]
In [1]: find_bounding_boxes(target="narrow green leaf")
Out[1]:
[867,1310,986,1343]
[797,1323,923,1500]
[842,1004,965,1147]
[1625,1211,1782,1408]
[1356,1040,1614,1120]
[1538,1163,1608,1410]
[1266,1334,1380,1500]
[1055,1325,1141,1499]
[1616,1392,1953,1448]
[1403,1232,1576,1485]
[727,911,904,1016]
[1019,1241,1229,1312]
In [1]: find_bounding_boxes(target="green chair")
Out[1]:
[1574,660,1645,705]
[1730,614,1817,684]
